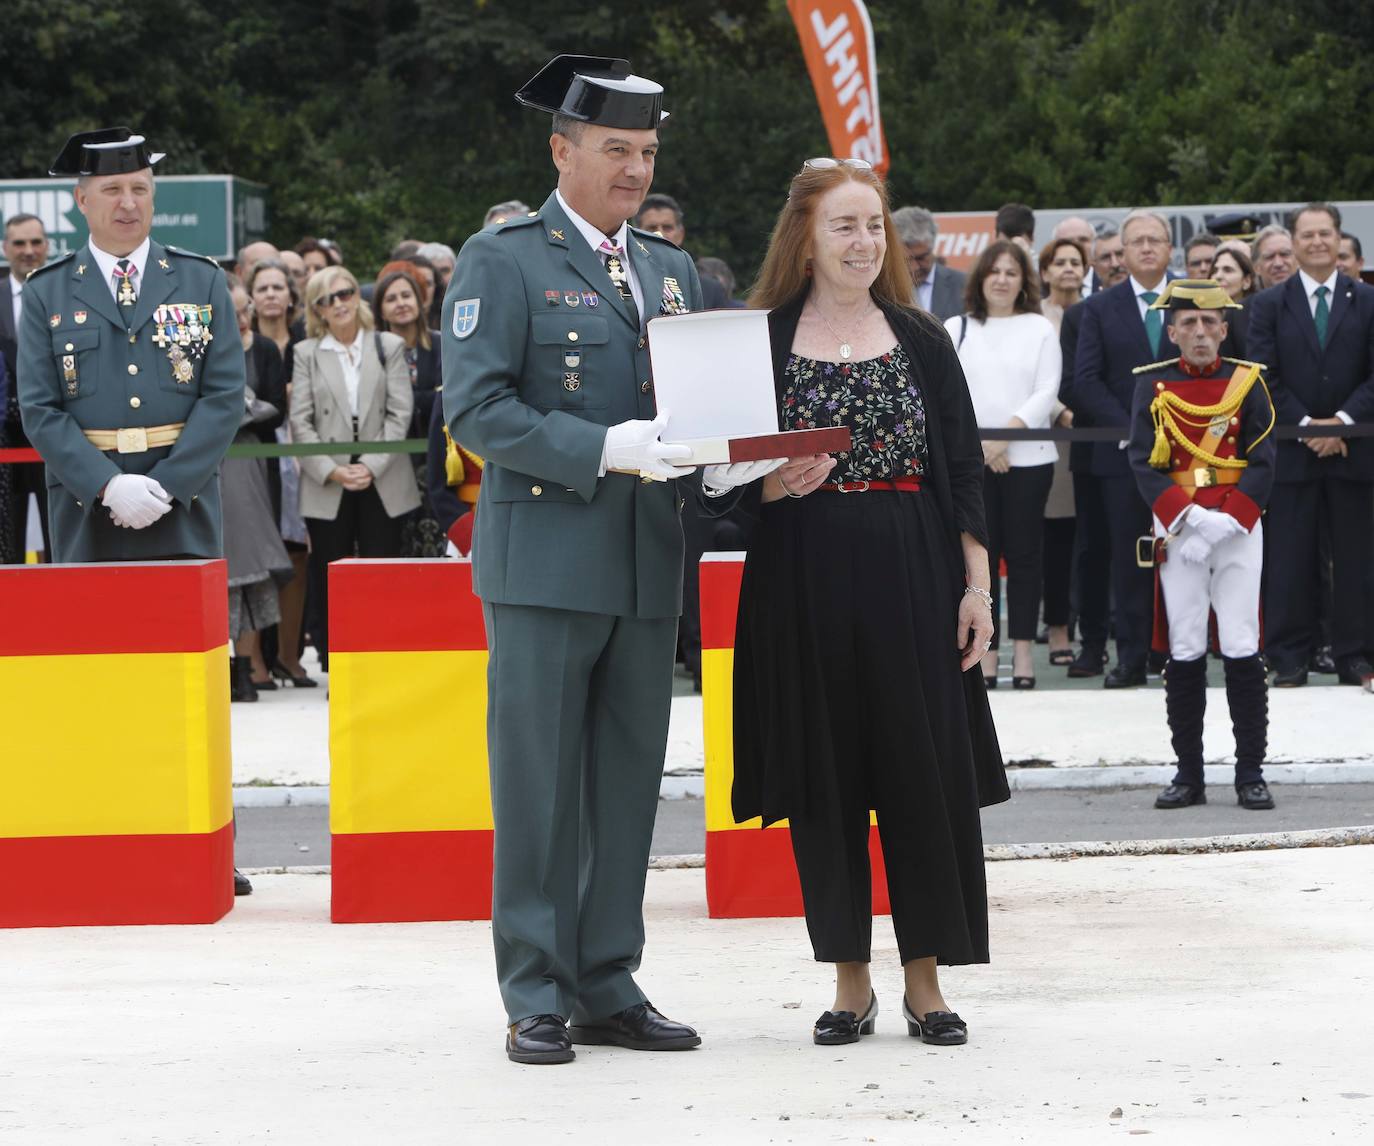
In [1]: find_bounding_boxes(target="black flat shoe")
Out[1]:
[1155,782,1206,809]
[570,1002,701,1050]
[1066,646,1108,677]
[272,660,319,688]
[1104,664,1147,689]
[234,869,253,896]
[902,999,967,1045]
[1012,676,1035,690]
[1335,657,1374,687]
[506,1014,575,1064]
[983,675,998,690]
[1236,780,1275,810]
[813,991,877,1046]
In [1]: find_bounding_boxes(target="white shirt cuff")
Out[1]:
[1335,410,1354,426]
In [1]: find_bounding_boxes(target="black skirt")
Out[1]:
[731,489,1006,951]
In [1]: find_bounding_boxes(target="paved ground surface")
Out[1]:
[5,849,1371,1144]
[234,785,1374,868]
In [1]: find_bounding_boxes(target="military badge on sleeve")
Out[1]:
[452,299,481,340]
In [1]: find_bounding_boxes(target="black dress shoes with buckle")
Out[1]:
[902,998,968,1045]
[1236,780,1275,810]
[1104,664,1147,689]
[569,1002,701,1050]
[1155,782,1206,809]
[813,991,877,1045]
[506,1014,575,1064]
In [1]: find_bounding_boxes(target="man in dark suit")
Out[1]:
[1062,209,1177,687]
[1,212,53,561]
[892,205,966,320]
[1246,202,1374,686]
[1090,226,1127,294]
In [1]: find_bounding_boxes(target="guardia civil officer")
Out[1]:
[18,128,250,892]
[18,128,244,564]
[442,56,775,1065]
[1127,281,1277,812]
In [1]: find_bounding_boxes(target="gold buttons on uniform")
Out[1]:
[1156,382,1165,391]
[129,396,142,409]
[567,331,579,342]
[128,334,136,344]
[127,364,139,375]
[640,380,651,393]
[531,484,543,496]
[1227,436,1236,444]
[1230,417,1240,426]
[637,335,647,350]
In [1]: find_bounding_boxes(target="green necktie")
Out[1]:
[1314,284,1330,346]
[1142,291,1161,355]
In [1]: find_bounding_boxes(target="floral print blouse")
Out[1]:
[781,345,928,482]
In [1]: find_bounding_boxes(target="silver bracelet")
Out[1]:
[777,475,804,499]
[963,585,993,608]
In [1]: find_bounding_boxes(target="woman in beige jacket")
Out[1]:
[290,265,419,667]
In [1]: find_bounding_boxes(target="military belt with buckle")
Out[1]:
[83,422,186,453]
[1169,466,1243,489]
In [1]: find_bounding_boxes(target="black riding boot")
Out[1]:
[1225,653,1273,807]
[1156,655,1208,808]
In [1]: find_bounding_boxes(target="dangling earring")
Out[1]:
[804,259,813,277]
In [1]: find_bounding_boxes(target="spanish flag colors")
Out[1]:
[328,560,492,923]
[701,554,890,918]
[0,561,233,927]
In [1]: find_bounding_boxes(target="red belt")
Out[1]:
[819,477,922,494]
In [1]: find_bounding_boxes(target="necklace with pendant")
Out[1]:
[811,300,871,360]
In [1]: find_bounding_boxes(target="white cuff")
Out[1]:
[1335,410,1354,426]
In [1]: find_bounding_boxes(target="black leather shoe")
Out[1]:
[1155,782,1206,809]
[1336,657,1374,686]
[1272,666,1308,688]
[813,991,877,1046]
[506,1014,575,1064]
[570,1002,701,1050]
[902,998,968,1045]
[234,869,253,896]
[1311,646,1337,674]
[1104,664,1147,689]
[1066,646,1108,678]
[1236,780,1275,810]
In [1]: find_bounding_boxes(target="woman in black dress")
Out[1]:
[732,159,1009,1047]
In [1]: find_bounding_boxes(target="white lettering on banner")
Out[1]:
[1,189,78,234]
[945,232,989,258]
[806,4,884,166]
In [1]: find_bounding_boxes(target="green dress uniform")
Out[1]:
[442,141,705,1023]
[17,241,243,563]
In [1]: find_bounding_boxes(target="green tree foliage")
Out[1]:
[2,0,1369,284]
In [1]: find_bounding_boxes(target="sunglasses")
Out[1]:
[804,157,874,171]
[315,286,356,308]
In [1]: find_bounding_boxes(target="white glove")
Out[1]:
[701,457,786,495]
[1174,531,1213,566]
[602,409,693,481]
[1189,506,1245,547]
[102,473,173,529]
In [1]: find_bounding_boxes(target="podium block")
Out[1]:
[0,560,233,927]
[328,560,492,922]
[701,554,889,918]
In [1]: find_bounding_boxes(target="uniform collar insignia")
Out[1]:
[158,258,170,270]
[549,228,566,241]
[634,238,649,255]
[1179,356,1223,378]
[76,264,86,275]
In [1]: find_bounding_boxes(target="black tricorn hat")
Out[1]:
[49,127,165,177]
[1206,212,1265,242]
[515,55,667,129]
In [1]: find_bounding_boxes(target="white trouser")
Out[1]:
[1156,517,1263,661]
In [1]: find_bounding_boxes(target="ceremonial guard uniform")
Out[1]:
[18,130,243,563]
[1127,281,1277,810]
[443,56,748,1064]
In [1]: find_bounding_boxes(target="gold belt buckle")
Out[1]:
[116,427,149,454]
[1193,466,1217,488]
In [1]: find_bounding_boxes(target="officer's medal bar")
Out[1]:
[152,303,213,383]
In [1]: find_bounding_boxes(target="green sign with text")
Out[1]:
[0,175,268,264]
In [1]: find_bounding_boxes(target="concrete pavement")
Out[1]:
[4,847,1371,1143]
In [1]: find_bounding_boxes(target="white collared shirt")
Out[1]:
[319,328,365,418]
[915,268,934,314]
[1296,267,1352,425]
[9,274,20,329]
[88,236,151,306]
[555,189,645,317]
[1130,275,1168,322]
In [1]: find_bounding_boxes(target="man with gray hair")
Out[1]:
[891,205,965,320]
[1252,223,1295,288]
[416,241,456,291]
[483,199,532,227]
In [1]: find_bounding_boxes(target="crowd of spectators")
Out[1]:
[1,195,1370,698]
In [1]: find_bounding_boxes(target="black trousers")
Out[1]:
[305,486,404,663]
[1098,475,1154,672]
[1070,473,1112,648]
[1041,516,1076,628]
[1264,478,1374,668]
[983,463,1054,646]
[2,458,51,562]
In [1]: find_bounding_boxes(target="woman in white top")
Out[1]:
[946,240,1061,688]
[289,265,418,668]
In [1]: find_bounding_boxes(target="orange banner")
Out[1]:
[787,0,889,175]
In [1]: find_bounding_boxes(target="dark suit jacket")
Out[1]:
[1062,278,1175,478]
[1,275,22,441]
[1245,273,1374,483]
[926,264,967,321]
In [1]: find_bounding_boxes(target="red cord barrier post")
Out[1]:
[700,553,890,918]
[0,560,234,927]
[327,559,493,922]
